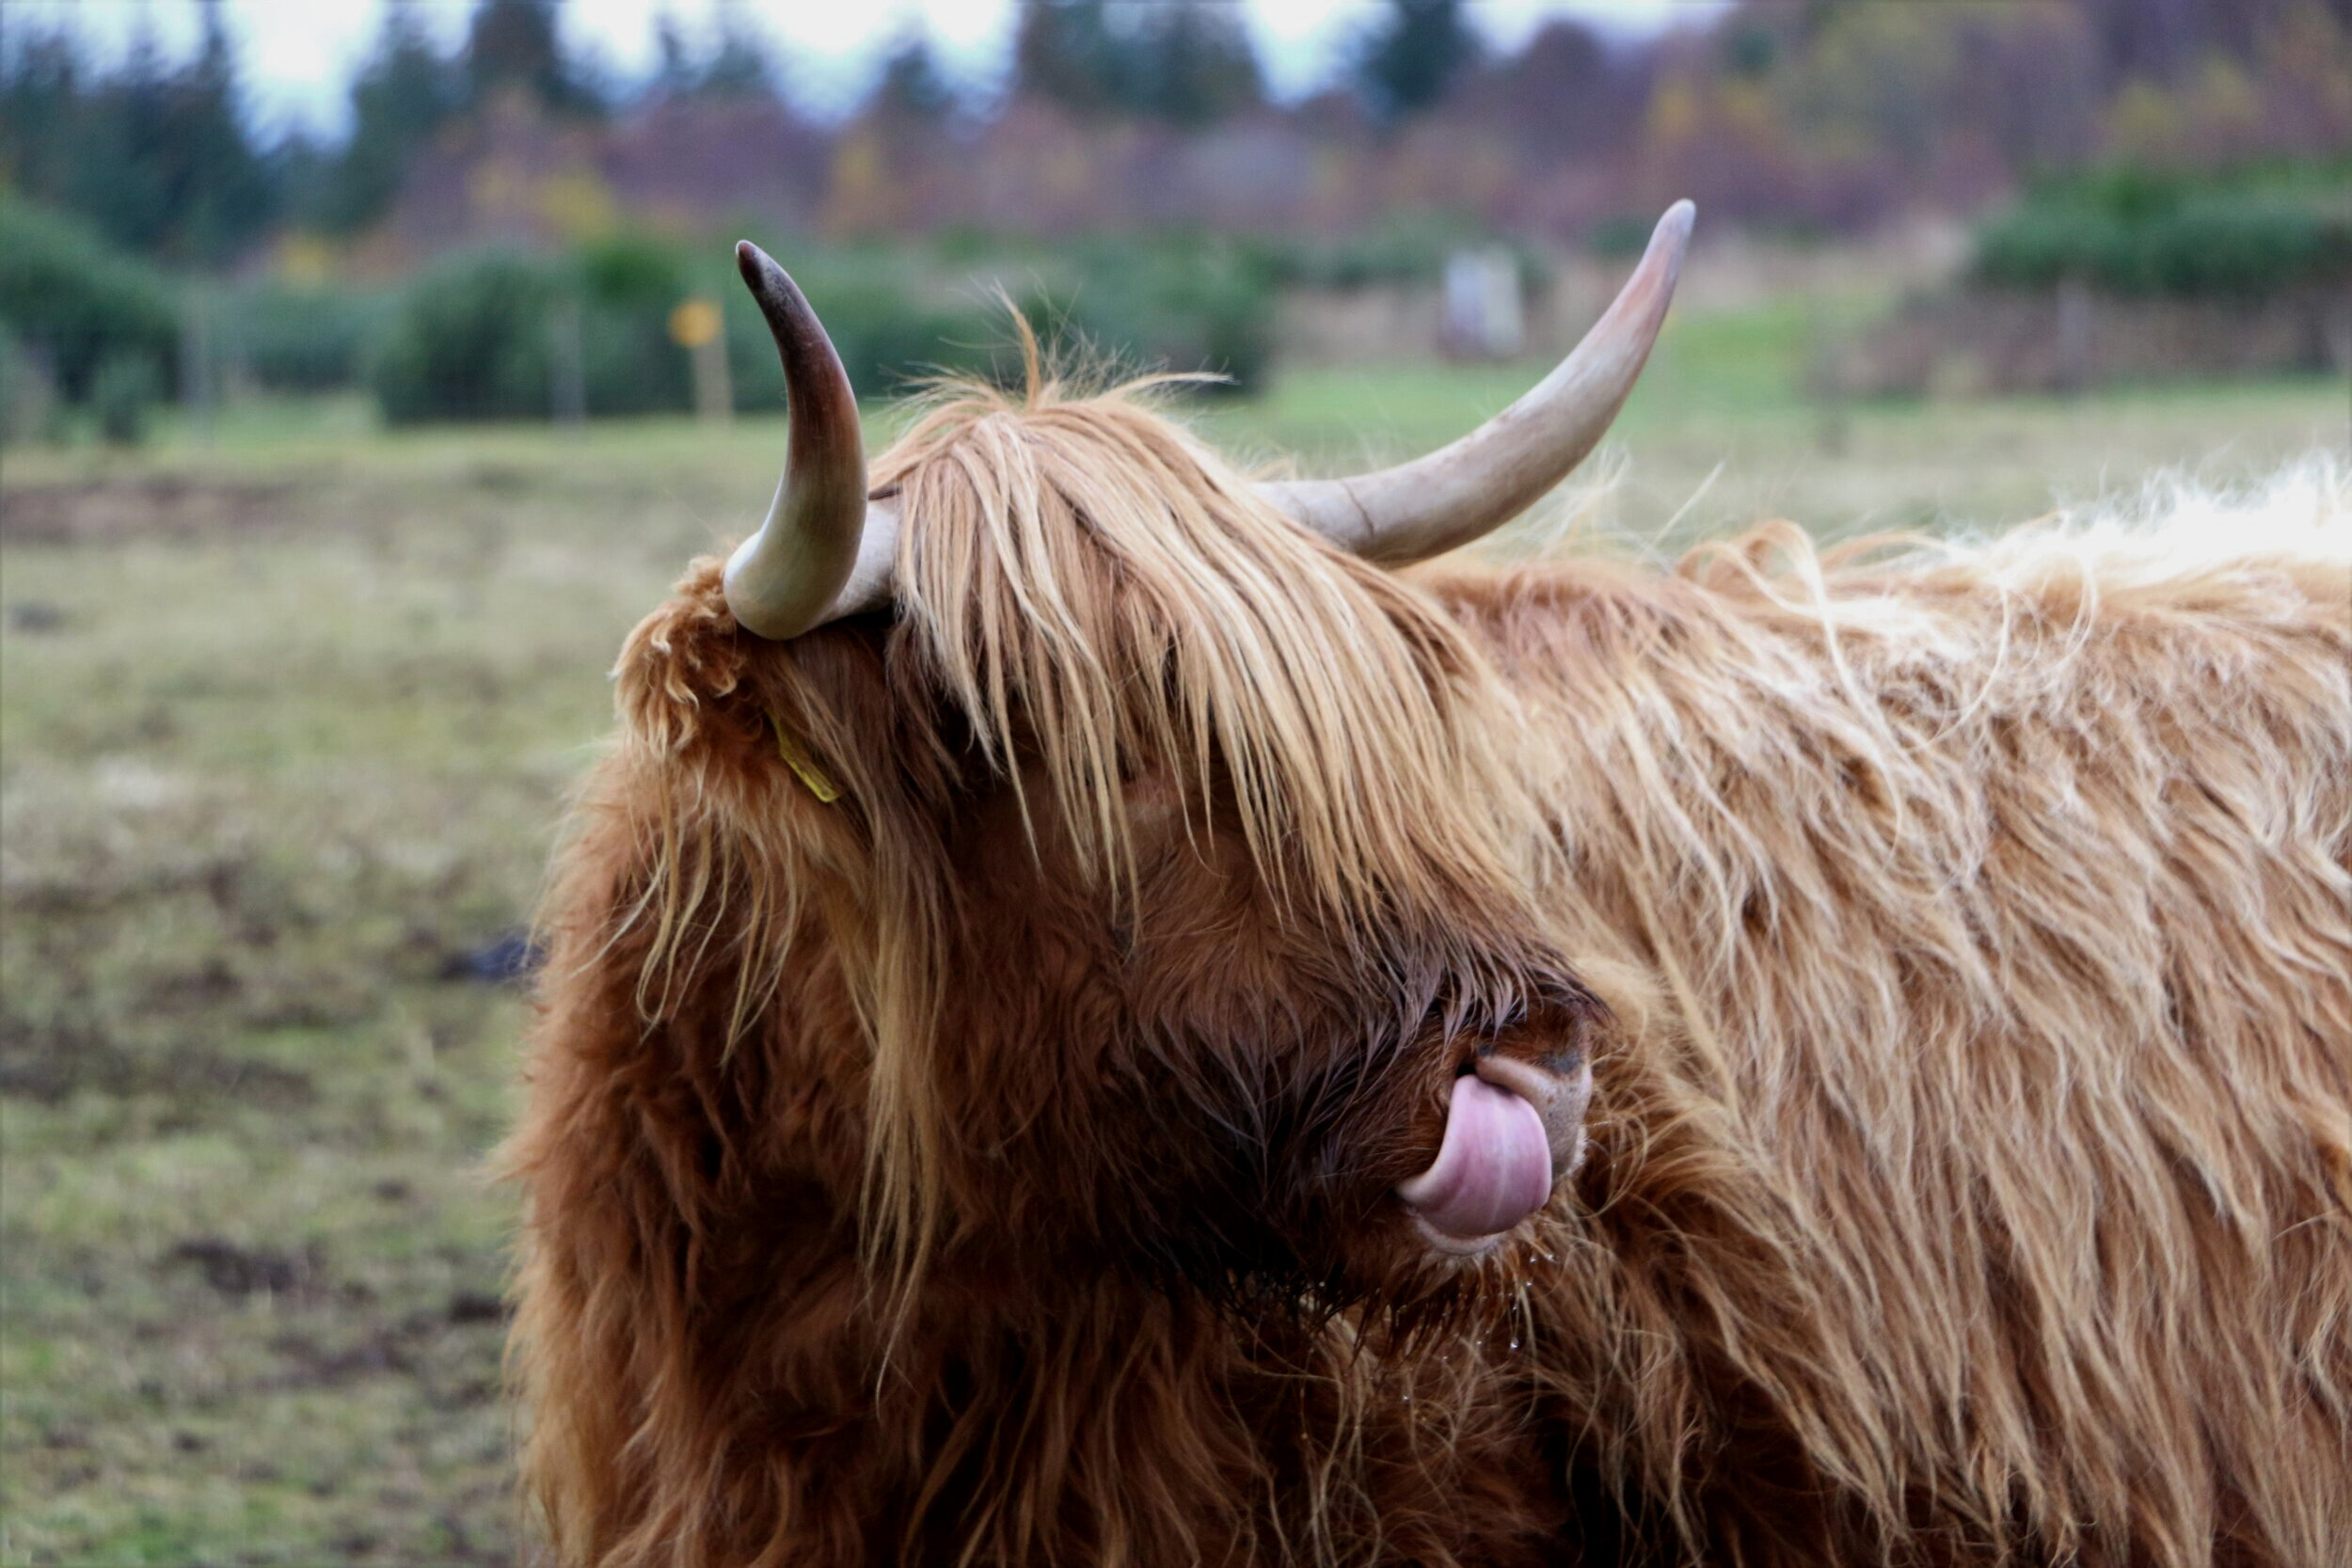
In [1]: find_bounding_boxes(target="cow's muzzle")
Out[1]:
[1395,1051,1592,1257]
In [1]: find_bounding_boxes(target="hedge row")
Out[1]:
[370,235,1283,425]
[1973,168,2352,297]
[367,241,1002,425]
[0,198,181,404]
[0,198,1285,433]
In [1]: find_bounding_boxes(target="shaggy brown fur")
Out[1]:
[505,364,2351,1567]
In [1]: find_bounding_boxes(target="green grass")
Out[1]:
[2,309,2343,1563]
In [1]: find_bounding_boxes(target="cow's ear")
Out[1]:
[612,559,752,754]
[743,616,914,812]
[609,560,904,797]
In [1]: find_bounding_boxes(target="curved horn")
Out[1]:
[723,242,899,639]
[1258,199,1694,563]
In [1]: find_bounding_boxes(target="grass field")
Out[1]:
[2,309,2344,1564]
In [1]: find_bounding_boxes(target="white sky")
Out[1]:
[16,1,1709,136]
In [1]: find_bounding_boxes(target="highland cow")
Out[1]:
[505,204,2352,1567]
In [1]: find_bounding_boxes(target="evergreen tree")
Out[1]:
[465,0,601,117]
[1,3,276,264]
[1011,0,1124,116]
[1136,2,1263,126]
[173,0,277,264]
[319,4,460,234]
[0,19,87,205]
[1355,0,1481,122]
[643,9,772,104]
[873,33,953,123]
[695,14,773,101]
[650,7,695,101]
[68,20,175,256]
[1011,0,1262,125]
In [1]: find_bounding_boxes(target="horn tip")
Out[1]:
[1639,201,1696,296]
[739,242,804,305]
[1656,199,1696,252]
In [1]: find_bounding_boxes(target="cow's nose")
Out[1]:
[1472,1050,1592,1174]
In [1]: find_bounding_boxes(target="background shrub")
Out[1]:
[0,323,64,446]
[1024,239,1278,394]
[221,282,392,394]
[1248,213,1542,292]
[371,240,710,426]
[0,198,180,404]
[365,231,1286,425]
[369,250,559,424]
[726,250,1001,408]
[364,235,1006,425]
[1974,167,2352,296]
[572,233,693,418]
[90,349,164,445]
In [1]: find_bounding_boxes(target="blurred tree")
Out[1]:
[1136,3,1263,127]
[651,7,695,101]
[1791,6,1962,167]
[1356,0,1481,122]
[1469,19,1632,157]
[873,33,954,123]
[2248,2,2352,161]
[644,8,772,103]
[4,3,275,265]
[1950,8,2102,174]
[696,13,775,101]
[0,19,86,206]
[314,5,461,235]
[1508,20,1609,102]
[64,20,174,256]
[170,0,278,263]
[1012,0,1125,117]
[1719,12,1785,78]
[2082,0,2220,79]
[465,0,602,117]
[1012,0,1261,125]
[1772,0,2352,84]
[0,198,183,403]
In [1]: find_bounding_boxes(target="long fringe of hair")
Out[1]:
[820,344,1557,1301]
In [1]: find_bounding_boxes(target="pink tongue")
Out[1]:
[1396,1074,1555,1242]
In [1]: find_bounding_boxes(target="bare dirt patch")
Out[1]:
[167,1237,330,1299]
[0,476,294,544]
[0,1013,318,1108]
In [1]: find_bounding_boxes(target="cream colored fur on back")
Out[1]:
[1443,460,2352,1564]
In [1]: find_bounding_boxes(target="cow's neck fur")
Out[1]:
[1427,473,2352,1565]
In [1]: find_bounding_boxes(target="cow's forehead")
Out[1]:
[855,385,1548,927]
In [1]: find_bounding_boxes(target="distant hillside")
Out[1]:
[347,3,2352,263]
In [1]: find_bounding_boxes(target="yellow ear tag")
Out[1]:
[769,714,842,803]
